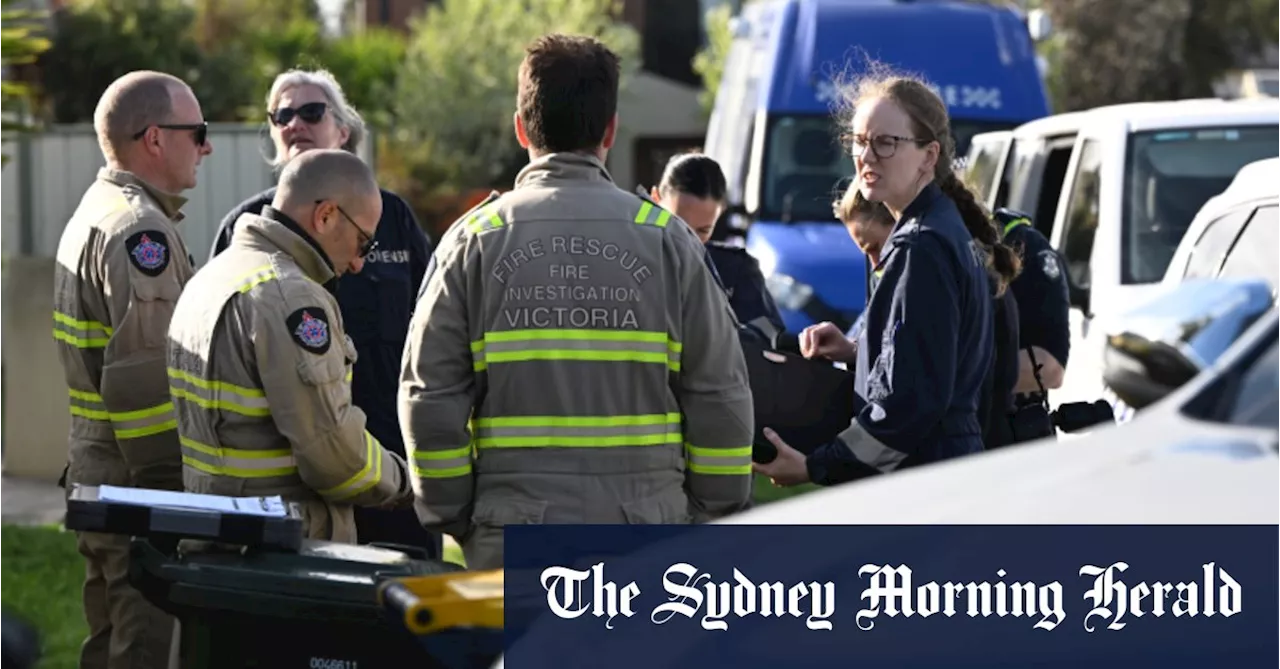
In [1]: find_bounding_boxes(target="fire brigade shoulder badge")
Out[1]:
[125,230,170,277]
[287,307,331,355]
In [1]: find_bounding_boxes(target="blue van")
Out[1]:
[704,0,1051,335]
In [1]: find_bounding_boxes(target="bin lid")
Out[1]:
[133,538,460,616]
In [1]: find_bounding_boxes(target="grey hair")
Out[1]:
[274,148,379,217]
[265,69,367,168]
[93,71,188,162]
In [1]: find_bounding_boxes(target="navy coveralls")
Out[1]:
[211,187,439,556]
[805,182,993,486]
[704,241,786,348]
[994,208,1071,371]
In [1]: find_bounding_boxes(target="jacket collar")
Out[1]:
[235,207,337,290]
[875,181,946,271]
[514,152,615,188]
[97,167,187,221]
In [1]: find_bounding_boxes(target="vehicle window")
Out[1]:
[1218,205,1279,291]
[1181,207,1254,280]
[1122,125,1280,284]
[1223,335,1278,429]
[963,135,1010,209]
[1059,139,1103,290]
[1033,144,1074,238]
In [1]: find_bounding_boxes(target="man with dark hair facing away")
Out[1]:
[399,34,754,570]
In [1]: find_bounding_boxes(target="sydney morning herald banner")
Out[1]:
[502,525,1278,668]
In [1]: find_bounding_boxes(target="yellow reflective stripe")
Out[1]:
[180,436,298,478]
[109,402,176,440]
[686,444,753,475]
[235,265,278,293]
[467,205,504,234]
[52,311,114,348]
[634,201,673,227]
[1002,217,1030,236]
[317,432,383,501]
[68,388,110,420]
[412,445,473,479]
[472,329,682,372]
[168,368,270,417]
[474,413,682,448]
[345,368,353,383]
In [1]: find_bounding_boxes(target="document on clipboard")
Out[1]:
[97,485,289,518]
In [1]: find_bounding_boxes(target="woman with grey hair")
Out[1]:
[209,68,439,558]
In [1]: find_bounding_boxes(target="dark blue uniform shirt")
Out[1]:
[704,241,786,348]
[995,208,1071,368]
[211,187,437,551]
[805,182,993,485]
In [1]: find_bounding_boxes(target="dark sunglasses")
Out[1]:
[317,199,378,258]
[132,122,208,147]
[270,102,328,127]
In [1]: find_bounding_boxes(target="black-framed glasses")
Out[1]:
[318,199,378,258]
[850,133,929,160]
[270,102,328,127]
[132,122,208,146]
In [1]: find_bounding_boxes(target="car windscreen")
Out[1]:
[1122,125,1280,284]
[759,114,1017,222]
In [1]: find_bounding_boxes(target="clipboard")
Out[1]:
[65,484,306,552]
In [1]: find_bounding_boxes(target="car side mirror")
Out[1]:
[1101,278,1273,411]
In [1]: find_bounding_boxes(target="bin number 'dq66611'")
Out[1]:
[311,657,357,669]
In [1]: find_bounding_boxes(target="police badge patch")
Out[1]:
[125,230,170,277]
[1039,249,1062,281]
[287,307,331,355]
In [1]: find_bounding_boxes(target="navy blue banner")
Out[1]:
[502,525,1278,668]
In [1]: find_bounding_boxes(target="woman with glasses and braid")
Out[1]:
[210,69,440,558]
[753,65,1021,489]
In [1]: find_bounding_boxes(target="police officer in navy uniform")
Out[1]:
[650,153,786,348]
[987,207,1071,445]
[209,69,439,557]
[754,74,1022,487]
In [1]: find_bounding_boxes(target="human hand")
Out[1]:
[750,428,811,487]
[800,322,856,363]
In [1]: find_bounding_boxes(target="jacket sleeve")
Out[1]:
[254,296,411,507]
[1010,228,1071,366]
[805,233,961,486]
[97,221,185,490]
[739,254,786,347]
[397,224,477,539]
[399,197,434,295]
[671,226,754,522]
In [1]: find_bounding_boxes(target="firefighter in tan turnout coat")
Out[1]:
[399,35,754,570]
[167,149,413,542]
[52,71,212,669]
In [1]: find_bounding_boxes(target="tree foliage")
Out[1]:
[1042,0,1278,110]
[691,2,735,116]
[387,0,641,203]
[2,0,53,157]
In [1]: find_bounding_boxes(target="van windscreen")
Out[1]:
[760,114,1017,222]
[1122,125,1280,284]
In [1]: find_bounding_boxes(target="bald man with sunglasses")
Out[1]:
[53,70,211,669]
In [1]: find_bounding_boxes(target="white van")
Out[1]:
[1049,98,1280,411]
[965,100,1279,418]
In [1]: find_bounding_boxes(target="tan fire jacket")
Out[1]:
[53,168,195,490]
[167,208,412,542]
[399,153,754,567]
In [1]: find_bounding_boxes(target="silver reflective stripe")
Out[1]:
[412,445,473,479]
[472,329,682,372]
[685,444,753,475]
[472,413,681,449]
[68,389,110,422]
[168,367,271,418]
[109,402,177,440]
[837,421,907,473]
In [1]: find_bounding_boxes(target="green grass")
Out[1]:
[1,524,88,669]
[752,473,821,505]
